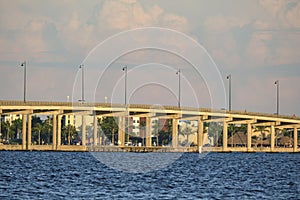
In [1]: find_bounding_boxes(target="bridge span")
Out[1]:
[0,101,299,153]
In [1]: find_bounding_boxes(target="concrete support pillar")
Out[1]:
[27,114,32,150]
[118,116,125,146]
[57,115,62,147]
[93,115,98,146]
[270,125,275,152]
[223,122,228,151]
[82,115,86,146]
[197,118,203,148]
[172,118,178,148]
[145,117,151,147]
[247,122,252,151]
[22,114,27,150]
[52,114,57,150]
[294,127,298,152]
[0,113,1,137]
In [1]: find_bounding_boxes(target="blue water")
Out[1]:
[0,151,299,199]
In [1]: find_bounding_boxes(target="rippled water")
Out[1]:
[0,151,299,199]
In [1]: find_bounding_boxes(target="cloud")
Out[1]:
[96,0,189,32]
[201,0,300,69]
[259,0,300,28]
[0,17,66,62]
[203,15,248,32]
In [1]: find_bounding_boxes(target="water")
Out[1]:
[0,151,299,200]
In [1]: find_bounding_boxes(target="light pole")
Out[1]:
[227,74,231,111]
[176,69,181,108]
[122,66,127,105]
[122,66,128,143]
[20,61,26,103]
[275,80,279,115]
[79,64,84,102]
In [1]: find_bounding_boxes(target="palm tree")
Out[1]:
[33,123,43,145]
[207,122,222,146]
[11,118,22,140]
[2,121,11,141]
[99,117,118,145]
[180,126,193,146]
[43,116,53,144]
[63,124,76,145]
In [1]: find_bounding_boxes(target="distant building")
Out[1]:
[1,114,23,124]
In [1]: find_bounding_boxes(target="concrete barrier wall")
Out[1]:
[57,145,87,152]
[0,144,298,152]
[0,145,22,151]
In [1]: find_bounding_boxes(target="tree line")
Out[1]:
[0,115,80,145]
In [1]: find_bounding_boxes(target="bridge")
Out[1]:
[0,100,299,153]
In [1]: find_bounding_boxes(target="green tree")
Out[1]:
[33,123,43,145]
[158,130,170,146]
[180,126,193,146]
[99,117,119,145]
[2,121,11,141]
[62,124,77,145]
[11,118,22,140]
[43,116,53,144]
[207,122,222,146]
[32,115,43,128]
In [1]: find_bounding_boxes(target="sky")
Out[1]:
[0,0,300,116]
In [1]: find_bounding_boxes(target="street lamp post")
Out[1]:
[122,66,128,143]
[275,80,279,115]
[122,66,127,105]
[79,64,84,102]
[227,74,231,111]
[20,61,26,103]
[176,69,181,108]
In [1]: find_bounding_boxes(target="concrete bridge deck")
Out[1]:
[0,100,299,153]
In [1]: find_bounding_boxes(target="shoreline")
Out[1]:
[0,145,299,153]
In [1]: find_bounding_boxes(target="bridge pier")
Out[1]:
[82,115,86,146]
[93,115,98,146]
[27,114,32,150]
[197,118,203,149]
[172,118,178,148]
[52,114,57,150]
[145,117,151,147]
[271,125,275,152]
[57,115,62,148]
[22,114,27,150]
[294,127,298,152]
[223,122,228,151]
[118,116,125,146]
[247,122,252,151]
